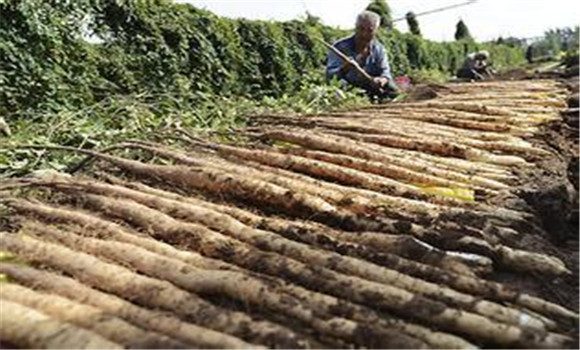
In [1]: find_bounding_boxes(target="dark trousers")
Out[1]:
[457,67,491,80]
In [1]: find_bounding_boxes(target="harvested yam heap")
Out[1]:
[1,79,578,349]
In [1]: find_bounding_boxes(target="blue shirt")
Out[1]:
[326,35,393,87]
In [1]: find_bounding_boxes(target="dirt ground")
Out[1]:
[490,76,579,334]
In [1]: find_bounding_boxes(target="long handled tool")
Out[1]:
[317,38,377,85]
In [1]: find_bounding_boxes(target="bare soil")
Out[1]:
[490,79,579,336]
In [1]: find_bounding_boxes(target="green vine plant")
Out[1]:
[0,0,532,177]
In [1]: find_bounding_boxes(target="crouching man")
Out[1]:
[326,11,400,101]
[457,50,494,81]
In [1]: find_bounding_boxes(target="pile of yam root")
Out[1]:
[1,79,578,349]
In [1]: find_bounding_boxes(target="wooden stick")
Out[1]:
[317,38,376,84]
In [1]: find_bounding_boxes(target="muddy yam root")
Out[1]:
[0,298,122,349]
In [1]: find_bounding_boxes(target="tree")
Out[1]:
[532,27,577,59]
[454,19,471,40]
[366,0,393,30]
[405,11,421,36]
[303,11,321,27]
[495,36,525,48]
[571,26,580,52]
[525,45,534,63]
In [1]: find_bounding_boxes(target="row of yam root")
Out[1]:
[1,79,578,349]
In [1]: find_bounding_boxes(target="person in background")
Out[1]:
[457,50,494,81]
[326,11,399,100]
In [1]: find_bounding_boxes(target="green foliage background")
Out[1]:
[0,0,527,117]
[527,27,579,63]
